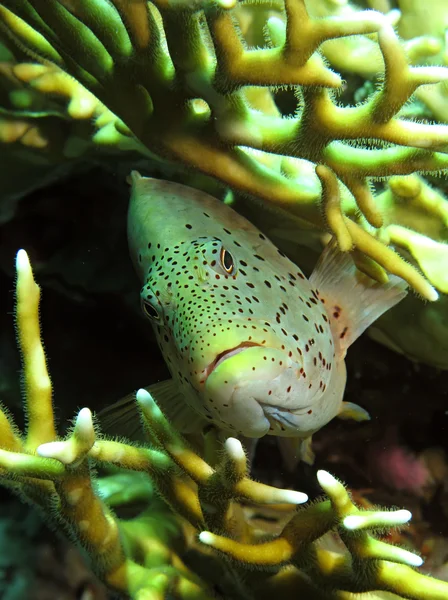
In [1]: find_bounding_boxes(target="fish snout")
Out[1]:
[204,348,322,437]
[188,319,282,384]
[203,346,300,437]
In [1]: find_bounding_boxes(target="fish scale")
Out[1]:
[126,172,407,462]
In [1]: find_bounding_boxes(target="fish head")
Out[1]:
[128,174,337,438]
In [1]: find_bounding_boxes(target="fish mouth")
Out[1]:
[205,342,261,381]
[261,403,313,429]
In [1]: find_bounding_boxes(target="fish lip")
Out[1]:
[204,341,261,381]
[259,402,313,427]
[260,402,313,416]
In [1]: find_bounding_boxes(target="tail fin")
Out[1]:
[310,239,408,358]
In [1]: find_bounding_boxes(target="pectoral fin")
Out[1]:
[309,238,408,359]
[338,401,371,422]
[99,379,206,440]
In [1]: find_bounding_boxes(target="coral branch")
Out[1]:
[2,250,448,598]
[15,249,56,449]
[1,0,448,299]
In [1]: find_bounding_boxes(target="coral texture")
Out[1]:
[0,249,446,599]
[0,0,448,299]
[1,2,448,598]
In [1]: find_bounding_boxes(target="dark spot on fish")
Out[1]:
[185,224,192,229]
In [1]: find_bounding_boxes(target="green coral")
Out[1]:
[2,249,447,599]
[1,0,448,298]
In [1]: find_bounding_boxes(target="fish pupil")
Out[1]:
[220,247,235,274]
[142,299,159,321]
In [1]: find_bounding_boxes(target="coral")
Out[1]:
[367,429,432,496]
[1,3,448,591]
[0,1,448,301]
[0,248,447,599]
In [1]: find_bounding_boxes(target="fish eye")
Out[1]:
[220,246,236,275]
[140,296,161,322]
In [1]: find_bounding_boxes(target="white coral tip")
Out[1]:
[279,490,308,505]
[16,249,30,271]
[199,531,215,546]
[317,470,337,489]
[75,407,94,438]
[225,438,244,461]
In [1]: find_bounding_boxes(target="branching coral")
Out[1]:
[1,0,448,300]
[2,4,448,596]
[2,249,448,599]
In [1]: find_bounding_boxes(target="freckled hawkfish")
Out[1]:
[105,172,407,466]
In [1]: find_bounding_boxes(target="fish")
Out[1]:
[103,171,408,466]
